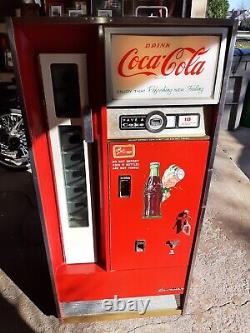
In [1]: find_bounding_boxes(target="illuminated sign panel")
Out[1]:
[105,28,227,106]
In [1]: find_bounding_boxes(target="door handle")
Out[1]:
[83,107,94,143]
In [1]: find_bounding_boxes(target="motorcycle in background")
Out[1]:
[0,80,30,170]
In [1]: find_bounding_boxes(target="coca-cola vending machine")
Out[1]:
[9,18,236,321]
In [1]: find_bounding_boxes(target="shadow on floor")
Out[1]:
[0,166,56,316]
[0,294,35,333]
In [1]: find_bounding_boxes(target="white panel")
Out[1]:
[39,54,96,264]
[178,114,200,128]
[166,115,176,128]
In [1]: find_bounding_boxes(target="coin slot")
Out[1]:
[135,240,145,252]
[145,111,167,133]
[150,118,162,127]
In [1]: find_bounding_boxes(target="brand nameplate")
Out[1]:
[109,34,225,104]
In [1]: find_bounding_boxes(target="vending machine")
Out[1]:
[9,17,236,321]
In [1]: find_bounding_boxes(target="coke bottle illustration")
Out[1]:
[144,162,163,218]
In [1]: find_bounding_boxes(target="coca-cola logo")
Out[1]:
[113,145,135,158]
[117,47,209,78]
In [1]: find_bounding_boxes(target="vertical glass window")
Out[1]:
[59,125,89,227]
[51,63,81,118]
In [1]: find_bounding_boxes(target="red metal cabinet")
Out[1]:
[9,17,235,320]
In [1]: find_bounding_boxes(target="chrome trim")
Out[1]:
[107,107,206,139]
[84,108,94,143]
[62,294,179,317]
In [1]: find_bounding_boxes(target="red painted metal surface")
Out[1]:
[56,264,187,301]
[53,113,210,303]
[108,140,210,271]
[11,20,104,303]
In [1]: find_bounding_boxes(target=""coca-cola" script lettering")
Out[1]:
[117,47,209,77]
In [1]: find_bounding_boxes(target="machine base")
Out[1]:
[60,295,182,322]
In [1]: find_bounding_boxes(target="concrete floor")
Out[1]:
[0,128,249,333]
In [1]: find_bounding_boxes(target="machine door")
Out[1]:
[39,54,96,264]
[109,139,209,271]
